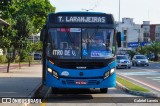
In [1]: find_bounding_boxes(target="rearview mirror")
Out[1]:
[116,32,121,47]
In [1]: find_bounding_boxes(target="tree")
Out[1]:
[147,42,160,61]
[12,0,55,68]
[0,26,17,72]
[0,0,55,72]
[32,41,43,52]
[137,46,149,55]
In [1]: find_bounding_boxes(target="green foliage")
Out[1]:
[0,55,7,63]
[128,50,136,59]
[137,46,149,55]
[24,56,33,62]
[137,42,160,61]
[32,41,43,52]
[0,0,55,65]
[14,55,20,63]
[147,42,160,61]
[117,76,149,92]
[20,50,28,62]
[0,26,17,49]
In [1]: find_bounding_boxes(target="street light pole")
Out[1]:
[119,0,121,22]
[134,29,141,51]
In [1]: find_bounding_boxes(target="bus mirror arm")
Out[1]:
[40,25,47,41]
[40,29,45,41]
[116,32,121,47]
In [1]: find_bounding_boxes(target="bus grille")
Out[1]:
[57,62,105,69]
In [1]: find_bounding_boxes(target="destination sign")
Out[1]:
[57,16,106,23]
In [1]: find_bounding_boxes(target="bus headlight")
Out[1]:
[104,68,115,79]
[110,68,115,75]
[47,68,59,79]
[48,68,52,74]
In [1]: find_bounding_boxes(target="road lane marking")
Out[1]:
[147,77,160,78]
[151,79,160,81]
[146,77,160,82]
[119,72,160,76]
[117,73,160,92]
[41,102,46,106]
[133,67,157,72]
[0,92,16,93]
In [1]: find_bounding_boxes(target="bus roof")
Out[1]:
[54,11,108,15]
[46,12,115,28]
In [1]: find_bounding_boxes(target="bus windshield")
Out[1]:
[47,28,114,59]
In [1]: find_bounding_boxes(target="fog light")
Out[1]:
[104,71,109,79]
[53,70,58,76]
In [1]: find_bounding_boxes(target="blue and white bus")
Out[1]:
[40,12,121,93]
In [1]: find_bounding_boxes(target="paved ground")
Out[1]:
[0,64,42,97]
[0,62,159,106]
[0,62,40,73]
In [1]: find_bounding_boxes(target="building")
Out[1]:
[141,21,150,42]
[149,24,160,42]
[155,25,160,42]
[141,21,160,42]
[117,18,142,50]
[28,34,40,43]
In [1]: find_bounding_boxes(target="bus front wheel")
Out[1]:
[100,88,108,93]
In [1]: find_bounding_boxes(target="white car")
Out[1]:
[116,55,131,69]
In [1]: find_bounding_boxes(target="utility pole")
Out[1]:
[134,29,141,51]
[119,0,121,22]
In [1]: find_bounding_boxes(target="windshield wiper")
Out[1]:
[64,27,75,48]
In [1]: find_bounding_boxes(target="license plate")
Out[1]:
[75,81,87,85]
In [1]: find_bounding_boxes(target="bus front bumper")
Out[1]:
[45,72,116,89]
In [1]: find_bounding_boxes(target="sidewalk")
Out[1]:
[0,62,41,73]
[0,64,42,98]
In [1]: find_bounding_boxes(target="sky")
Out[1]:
[49,0,160,24]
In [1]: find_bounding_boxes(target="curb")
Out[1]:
[116,81,159,97]
[149,61,160,63]
[29,82,43,98]
[33,84,51,99]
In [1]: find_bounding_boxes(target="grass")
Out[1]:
[117,76,150,92]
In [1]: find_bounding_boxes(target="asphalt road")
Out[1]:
[44,87,138,103]
[36,88,160,106]
[29,62,160,106]
[117,62,160,93]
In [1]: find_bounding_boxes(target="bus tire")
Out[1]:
[100,88,108,93]
[51,87,59,94]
